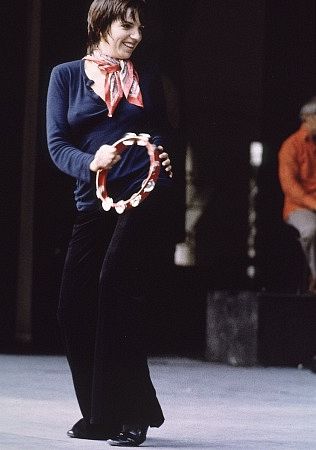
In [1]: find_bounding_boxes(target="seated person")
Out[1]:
[279,96,316,293]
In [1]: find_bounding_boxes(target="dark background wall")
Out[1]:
[1,2,29,348]
[256,2,316,292]
[1,0,315,354]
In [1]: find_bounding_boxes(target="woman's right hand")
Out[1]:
[90,144,121,172]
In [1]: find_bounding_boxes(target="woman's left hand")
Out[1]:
[158,146,173,178]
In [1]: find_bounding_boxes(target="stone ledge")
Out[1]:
[205,290,316,366]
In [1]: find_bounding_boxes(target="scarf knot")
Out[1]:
[83,52,143,117]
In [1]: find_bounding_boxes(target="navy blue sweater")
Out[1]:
[46,59,171,211]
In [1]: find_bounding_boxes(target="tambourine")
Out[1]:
[96,133,161,214]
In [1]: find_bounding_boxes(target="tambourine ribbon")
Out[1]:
[96,133,160,214]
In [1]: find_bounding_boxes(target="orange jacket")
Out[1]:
[278,124,316,220]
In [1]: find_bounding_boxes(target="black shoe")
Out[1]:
[67,418,109,440]
[107,425,148,447]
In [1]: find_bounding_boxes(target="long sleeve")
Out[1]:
[278,139,316,211]
[45,60,173,211]
[46,65,94,182]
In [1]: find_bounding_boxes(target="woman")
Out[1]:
[46,0,174,446]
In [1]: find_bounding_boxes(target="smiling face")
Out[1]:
[98,8,143,59]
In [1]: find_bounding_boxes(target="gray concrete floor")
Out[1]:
[0,355,315,449]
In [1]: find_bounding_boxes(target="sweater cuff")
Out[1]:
[151,135,166,149]
[81,154,96,182]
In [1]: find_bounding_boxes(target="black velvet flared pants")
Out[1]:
[57,185,174,434]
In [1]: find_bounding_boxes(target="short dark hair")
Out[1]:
[87,0,146,54]
[300,96,316,120]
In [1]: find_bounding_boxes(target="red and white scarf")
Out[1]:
[83,52,143,117]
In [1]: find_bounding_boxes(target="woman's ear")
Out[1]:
[99,33,109,44]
